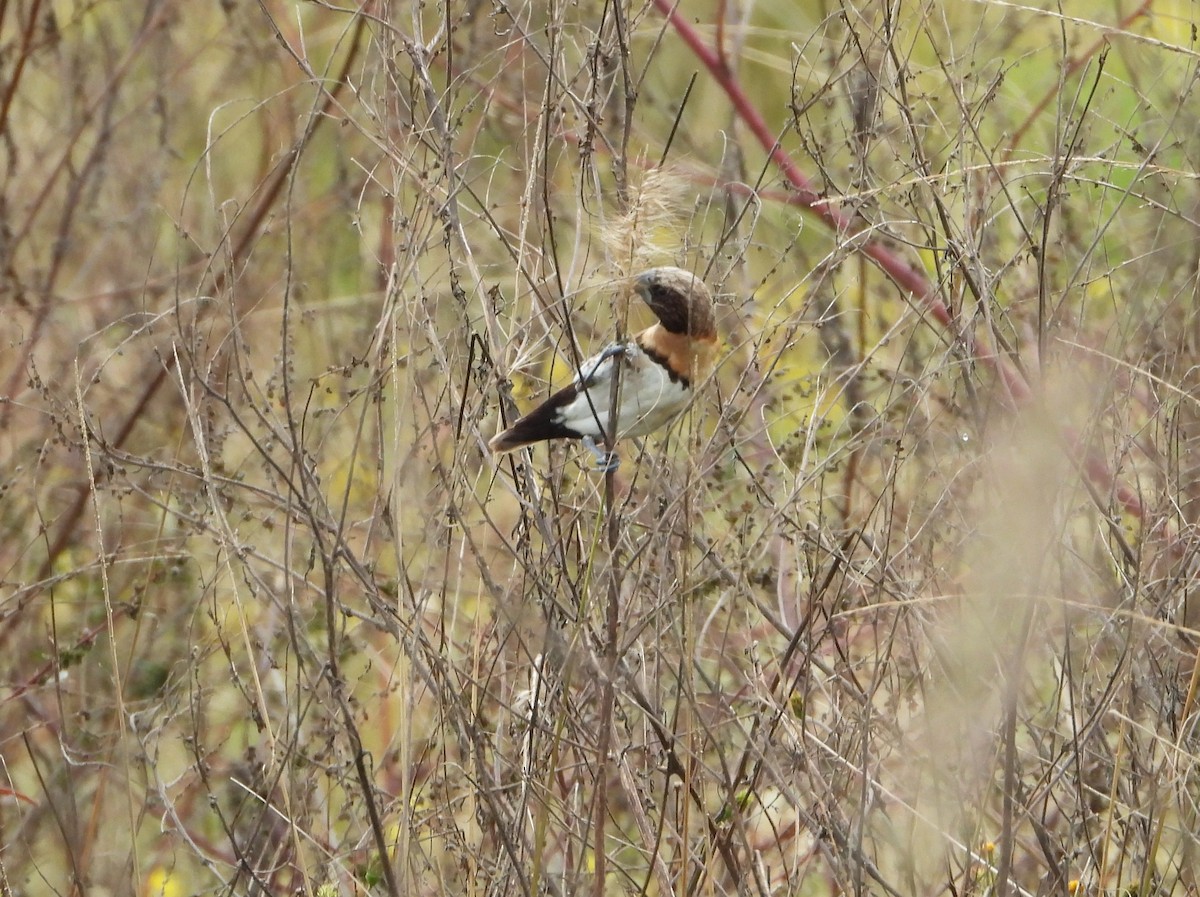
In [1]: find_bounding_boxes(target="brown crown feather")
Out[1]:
[633,266,716,338]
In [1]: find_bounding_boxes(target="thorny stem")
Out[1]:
[593,455,620,897]
[593,281,626,897]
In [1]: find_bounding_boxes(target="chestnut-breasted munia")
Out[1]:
[489,266,717,467]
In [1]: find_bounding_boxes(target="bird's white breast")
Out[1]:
[553,343,691,440]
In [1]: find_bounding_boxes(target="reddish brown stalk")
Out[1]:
[1002,0,1153,163]
[27,10,373,588]
[652,0,1143,518]
[0,0,43,136]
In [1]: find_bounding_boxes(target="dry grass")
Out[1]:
[3,1,1200,895]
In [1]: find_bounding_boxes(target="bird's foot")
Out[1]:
[582,435,620,472]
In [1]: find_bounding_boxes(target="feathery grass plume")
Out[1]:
[599,166,692,272]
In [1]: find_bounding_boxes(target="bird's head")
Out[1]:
[633,267,717,339]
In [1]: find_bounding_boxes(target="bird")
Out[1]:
[489,266,718,469]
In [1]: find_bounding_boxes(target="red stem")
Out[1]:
[653,0,1143,517]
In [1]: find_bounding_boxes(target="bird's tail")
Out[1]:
[489,400,579,453]
[488,427,539,454]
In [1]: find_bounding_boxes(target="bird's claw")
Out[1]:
[582,435,620,473]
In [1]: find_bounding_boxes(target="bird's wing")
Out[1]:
[488,343,634,452]
[558,340,688,440]
[548,343,633,438]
